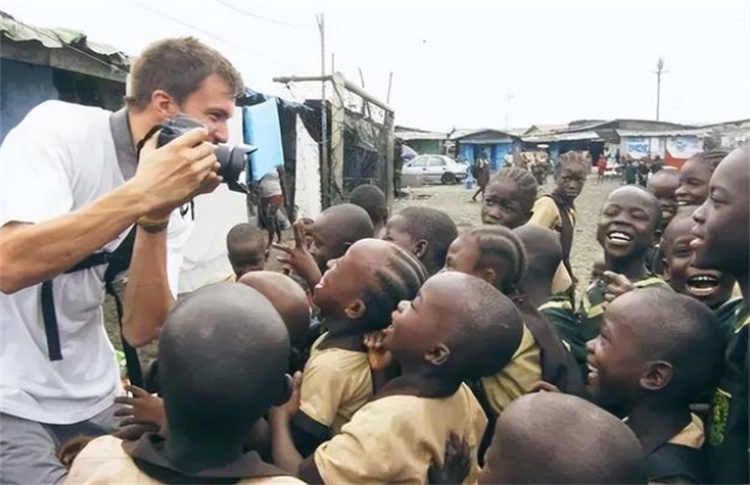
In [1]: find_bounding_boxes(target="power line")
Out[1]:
[215,0,313,30]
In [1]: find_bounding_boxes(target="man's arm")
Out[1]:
[0,128,217,296]
[0,184,148,294]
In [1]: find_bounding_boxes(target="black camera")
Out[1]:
[157,114,257,193]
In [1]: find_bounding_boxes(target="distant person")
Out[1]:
[258,168,287,247]
[472,152,491,202]
[624,158,638,185]
[226,223,268,280]
[637,159,650,186]
[393,138,404,197]
[651,155,664,174]
[597,155,607,183]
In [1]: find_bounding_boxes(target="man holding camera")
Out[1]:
[0,37,243,484]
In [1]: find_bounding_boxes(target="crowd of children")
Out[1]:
[60,146,748,485]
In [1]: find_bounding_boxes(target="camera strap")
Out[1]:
[40,109,143,387]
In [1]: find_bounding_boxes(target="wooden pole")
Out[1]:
[316,13,330,208]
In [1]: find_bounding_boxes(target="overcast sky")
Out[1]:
[3,1,749,131]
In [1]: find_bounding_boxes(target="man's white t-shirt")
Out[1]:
[0,101,192,425]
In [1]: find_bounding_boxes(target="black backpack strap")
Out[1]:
[648,443,711,484]
[103,227,143,388]
[41,252,114,361]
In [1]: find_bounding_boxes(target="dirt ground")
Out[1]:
[105,175,621,366]
[394,176,620,281]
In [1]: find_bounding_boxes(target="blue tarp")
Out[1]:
[243,99,284,181]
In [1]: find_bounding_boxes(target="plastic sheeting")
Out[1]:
[244,99,284,181]
[294,114,322,219]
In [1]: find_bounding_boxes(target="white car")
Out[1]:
[401,155,468,186]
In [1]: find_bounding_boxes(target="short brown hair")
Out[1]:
[126,37,244,110]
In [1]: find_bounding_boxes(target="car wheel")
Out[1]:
[441,173,456,185]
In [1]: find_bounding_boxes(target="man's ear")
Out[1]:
[413,239,429,259]
[640,361,673,391]
[345,299,367,320]
[150,89,177,119]
[425,344,451,366]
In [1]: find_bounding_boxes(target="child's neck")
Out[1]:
[625,398,691,454]
[518,279,552,308]
[605,253,649,280]
[164,432,243,472]
[324,316,360,335]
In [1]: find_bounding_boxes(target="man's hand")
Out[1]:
[130,127,221,219]
[528,381,562,394]
[273,222,322,288]
[114,385,167,435]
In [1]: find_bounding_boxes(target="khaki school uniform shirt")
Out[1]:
[529,197,576,294]
[314,383,486,485]
[65,436,305,485]
[299,333,373,434]
[481,324,542,414]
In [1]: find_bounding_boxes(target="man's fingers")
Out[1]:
[185,141,216,162]
[125,385,149,398]
[170,127,209,148]
[113,406,134,417]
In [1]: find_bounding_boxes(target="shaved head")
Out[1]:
[481,393,646,484]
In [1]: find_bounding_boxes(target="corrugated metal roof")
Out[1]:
[0,10,131,72]
[523,131,602,143]
[616,129,709,138]
[449,128,520,141]
[395,130,447,141]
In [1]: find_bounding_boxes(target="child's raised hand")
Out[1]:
[273,371,303,421]
[114,385,167,436]
[273,221,322,287]
[602,271,635,305]
[528,380,562,394]
[427,432,471,485]
[364,330,393,372]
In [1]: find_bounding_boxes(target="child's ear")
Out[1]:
[413,239,429,259]
[640,361,673,391]
[344,299,367,319]
[662,258,671,281]
[480,268,498,287]
[425,344,451,366]
[652,229,663,246]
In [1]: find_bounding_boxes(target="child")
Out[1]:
[471,153,491,201]
[690,146,748,484]
[530,150,590,295]
[291,239,427,454]
[579,185,671,343]
[239,271,312,373]
[275,204,374,289]
[444,225,583,412]
[661,206,735,311]
[383,206,457,276]
[227,223,268,280]
[647,168,680,230]
[269,272,524,484]
[66,283,302,484]
[516,224,588,373]
[478,393,646,484]
[587,288,724,484]
[259,168,287,246]
[349,184,388,236]
[112,274,314,447]
[480,166,538,229]
[675,150,729,206]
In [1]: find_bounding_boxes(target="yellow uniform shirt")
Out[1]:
[298,333,373,434]
[529,197,577,294]
[480,324,542,415]
[314,383,486,485]
[65,436,304,485]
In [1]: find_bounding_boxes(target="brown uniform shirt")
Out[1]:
[314,383,487,485]
[64,435,305,485]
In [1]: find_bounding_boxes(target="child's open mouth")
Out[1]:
[686,274,719,297]
[606,231,633,246]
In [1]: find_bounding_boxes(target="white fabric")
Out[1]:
[293,115,322,219]
[177,106,250,293]
[0,101,191,425]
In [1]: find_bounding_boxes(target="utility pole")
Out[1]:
[655,58,668,121]
[316,13,329,208]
